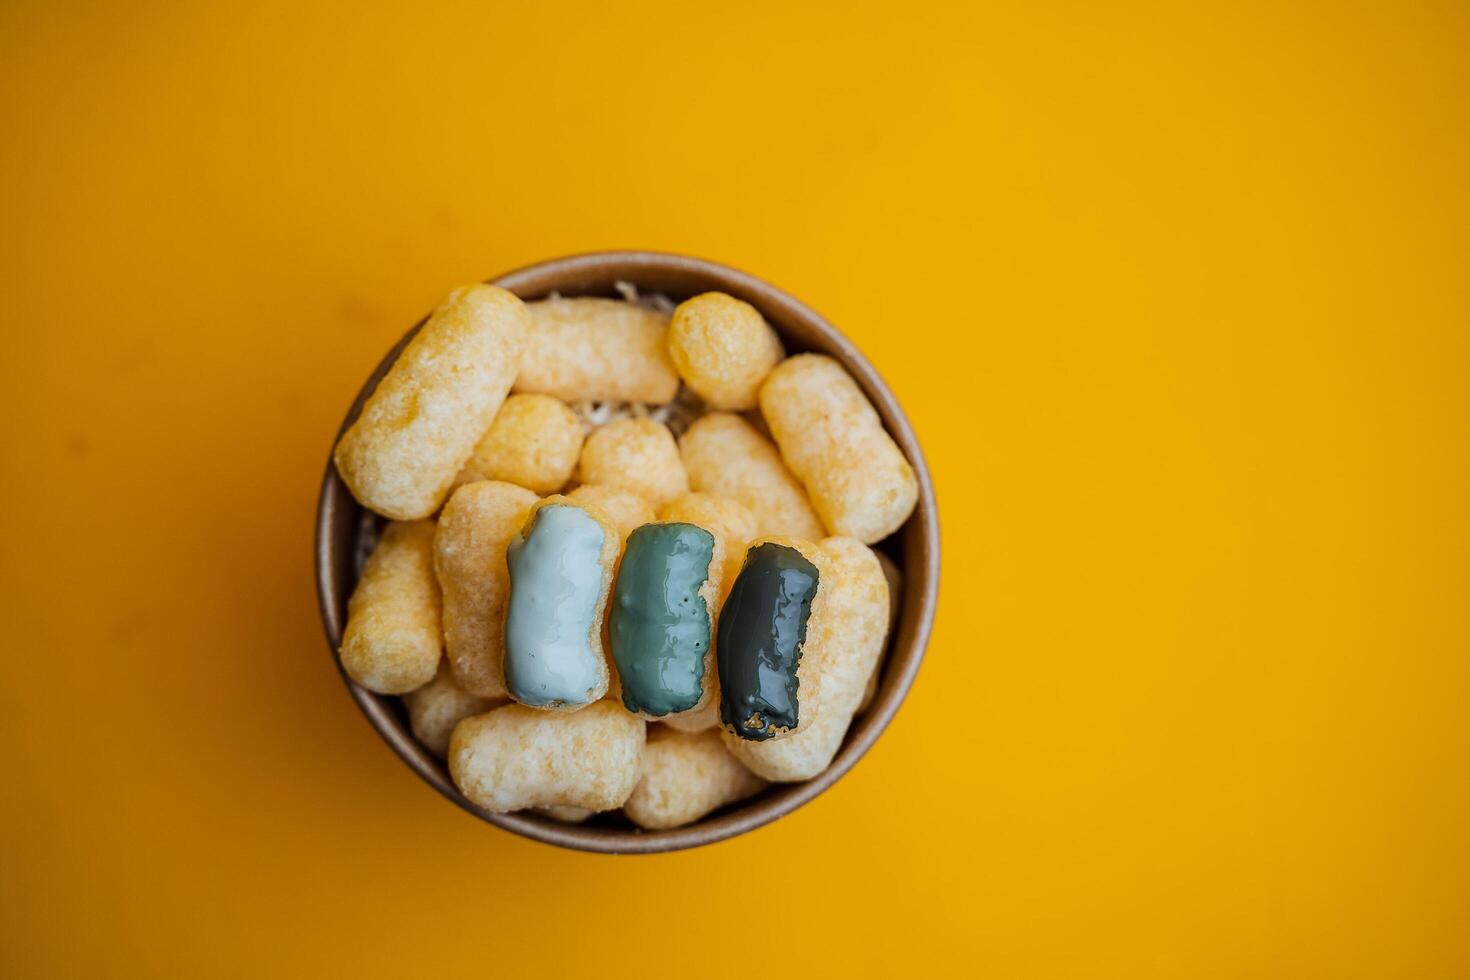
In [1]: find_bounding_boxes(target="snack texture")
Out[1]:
[667,292,784,410]
[623,728,766,830]
[678,413,825,540]
[573,417,687,511]
[434,481,539,698]
[456,393,583,495]
[340,519,442,694]
[449,701,645,813]
[565,484,656,545]
[726,537,890,780]
[334,284,529,520]
[516,296,679,404]
[578,417,689,509]
[760,354,918,543]
[405,660,503,757]
[663,700,719,734]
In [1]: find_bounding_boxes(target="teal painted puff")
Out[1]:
[610,523,717,717]
[716,542,820,740]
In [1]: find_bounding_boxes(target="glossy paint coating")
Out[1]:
[504,503,607,707]
[716,542,820,740]
[610,523,717,716]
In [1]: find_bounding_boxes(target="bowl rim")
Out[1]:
[315,249,940,853]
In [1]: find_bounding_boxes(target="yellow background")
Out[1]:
[2,1,1466,976]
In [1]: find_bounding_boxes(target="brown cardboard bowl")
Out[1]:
[315,251,940,853]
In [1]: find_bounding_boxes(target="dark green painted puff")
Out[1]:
[610,523,717,717]
[716,542,820,741]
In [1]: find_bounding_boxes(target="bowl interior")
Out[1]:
[316,251,939,853]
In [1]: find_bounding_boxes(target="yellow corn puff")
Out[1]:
[449,702,645,812]
[624,728,766,830]
[516,296,679,404]
[760,354,917,543]
[339,520,441,694]
[679,413,825,540]
[334,285,529,519]
[662,700,719,734]
[404,660,503,757]
[565,484,656,546]
[577,417,688,509]
[434,481,539,698]
[456,393,584,495]
[724,537,889,780]
[667,292,784,410]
